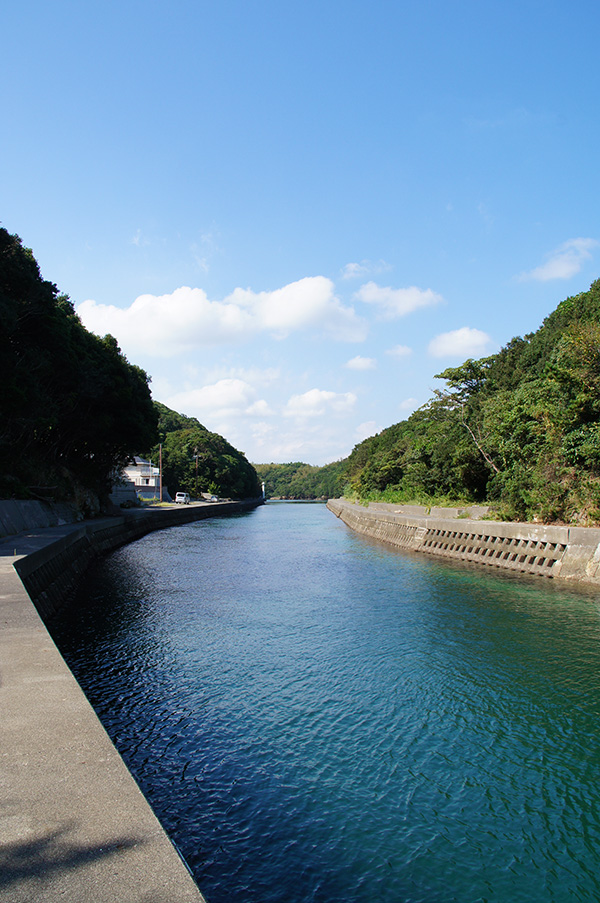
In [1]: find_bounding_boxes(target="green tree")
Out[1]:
[254,460,346,499]
[152,422,260,500]
[340,280,600,522]
[0,228,158,507]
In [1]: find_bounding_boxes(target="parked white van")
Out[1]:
[175,492,191,505]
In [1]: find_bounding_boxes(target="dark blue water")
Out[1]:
[52,502,600,902]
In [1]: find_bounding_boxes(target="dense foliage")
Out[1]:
[8,224,598,523]
[344,279,600,524]
[154,400,205,440]
[254,460,345,499]
[0,229,157,509]
[150,404,261,500]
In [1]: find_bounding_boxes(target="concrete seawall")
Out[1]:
[1,498,262,903]
[327,498,600,584]
[11,498,262,621]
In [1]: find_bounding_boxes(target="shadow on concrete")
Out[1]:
[0,822,141,889]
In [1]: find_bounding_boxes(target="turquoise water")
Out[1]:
[52,502,600,902]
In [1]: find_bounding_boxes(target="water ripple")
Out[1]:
[52,503,600,903]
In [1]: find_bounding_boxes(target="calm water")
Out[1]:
[51,502,600,903]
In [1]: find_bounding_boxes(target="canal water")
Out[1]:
[51,502,600,903]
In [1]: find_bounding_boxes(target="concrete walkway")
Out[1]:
[0,513,208,902]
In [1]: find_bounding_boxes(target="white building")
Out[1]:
[111,457,171,504]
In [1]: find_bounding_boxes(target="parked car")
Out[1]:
[175,492,191,505]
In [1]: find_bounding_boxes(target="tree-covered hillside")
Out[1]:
[0,229,261,509]
[150,403,261,500]
[0,229,157,510]
[254,461,345,499]
[344,279,600,524]
[154,400,206,440]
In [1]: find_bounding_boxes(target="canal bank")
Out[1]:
[50,500,600,903]
[9,498,263,621]
[327,498,600,584]
[0,498,262,903]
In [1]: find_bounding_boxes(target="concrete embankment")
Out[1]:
[0,498,261,903]
[327,498,600,584]
[8,498,262,621]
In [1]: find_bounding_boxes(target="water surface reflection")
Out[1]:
[52,503,600,902]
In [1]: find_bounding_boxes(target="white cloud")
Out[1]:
[355,421,378,441]
[165,378,267,422]
[518,238,599,282]
[246,399,275,417]
[78,287,252,357]
[342,262,370,280]
[386,344,412,357]
[355,282,442,319]
[345,355,377,371]
[399,397,419,411]
[191,249,210,274]
[284,389,357,419]
[77,276,367,357]
[203,366,281,388]
[251,421,277,442]
[191,227,221,273]
[225,276,366,340]
[428,327,492,358]
[341,259,392,280]
[250,420,356,465]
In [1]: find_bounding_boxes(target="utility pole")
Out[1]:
[159,443,163,502]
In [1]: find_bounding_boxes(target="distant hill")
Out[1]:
[254,461,346,500]
[343,279,600,524]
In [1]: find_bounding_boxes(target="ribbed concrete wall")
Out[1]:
[327,499,600,584]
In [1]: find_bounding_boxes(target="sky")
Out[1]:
[2,1,599,465]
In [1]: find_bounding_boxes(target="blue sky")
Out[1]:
[3,1,599,464]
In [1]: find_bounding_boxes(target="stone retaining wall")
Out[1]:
[0,499,80,538]
[327,499,600,584]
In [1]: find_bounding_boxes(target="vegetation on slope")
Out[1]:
[344,279,600,524]
[254,461,345,500]
[0,229,261,509]
[6,224,598,522]
[0,228,157,510]
[150,404,261,500]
